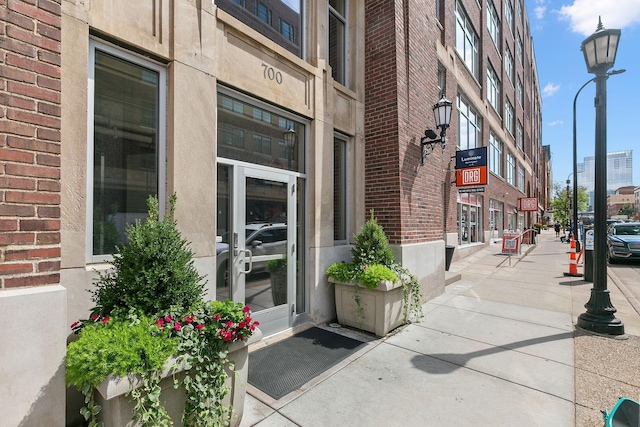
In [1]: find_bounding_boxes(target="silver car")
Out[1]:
[216,223,288,285]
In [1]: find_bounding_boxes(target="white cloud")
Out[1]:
[558,0,640,36]
[543,82,560,97]
[535,6,547,20]
[548,120,564,126]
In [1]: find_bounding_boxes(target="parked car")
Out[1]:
[606,222,640,264]
[216,223,288,285]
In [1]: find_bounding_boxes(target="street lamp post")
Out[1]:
[576,18,625,335]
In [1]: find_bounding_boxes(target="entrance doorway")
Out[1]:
[216,165,297,336]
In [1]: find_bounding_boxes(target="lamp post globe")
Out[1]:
[576,18,624,335]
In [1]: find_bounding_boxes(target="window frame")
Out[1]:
[505,0,513,34]
[329,0,348,87]
[504,99,514,135]
[489,132,503,177]
[506,151,516,186]
[487,1,500,49]
[457,94,482,151]
[517,164,525,192]
[87,39,167,263]
[455,1,480,79]
[504,44,514,83]
[487,63,501,113]
[333,133,351,244]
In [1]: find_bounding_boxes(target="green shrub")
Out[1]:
[359,264,398,289]
[91,194,206,317]
[351,210,395,267]
[66,314,177,388]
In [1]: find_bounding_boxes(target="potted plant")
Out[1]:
[66,195,261,427]
[325,211,423,337]
[266,257,287,306]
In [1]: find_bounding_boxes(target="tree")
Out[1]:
[619,204,634,219]
[550,182,588,228]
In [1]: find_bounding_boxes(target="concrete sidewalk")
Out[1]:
[241,230,640,427]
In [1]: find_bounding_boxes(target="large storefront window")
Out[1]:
[215,0,302,57]
[457,193,483,245]
[88,40,166,261]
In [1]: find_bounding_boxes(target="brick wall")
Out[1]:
[0,0,61,289]
[364,0,455,244]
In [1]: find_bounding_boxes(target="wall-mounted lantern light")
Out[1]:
[420,96,453,164]
[283,127,297,168]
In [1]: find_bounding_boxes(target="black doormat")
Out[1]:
[248,327,366,400]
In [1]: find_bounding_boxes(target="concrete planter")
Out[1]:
[94,329,262,427]
[331,278,404,337]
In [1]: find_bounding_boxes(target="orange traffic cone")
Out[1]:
[563,250,583,277]
[570,235,576,249]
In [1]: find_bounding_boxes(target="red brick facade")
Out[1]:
[365,0,545,245]
[0,0,61,289]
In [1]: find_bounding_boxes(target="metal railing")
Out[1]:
[502,229,537,266]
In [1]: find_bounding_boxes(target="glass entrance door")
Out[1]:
[216,165,295,336]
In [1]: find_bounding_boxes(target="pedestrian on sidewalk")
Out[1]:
[554,221,561,237]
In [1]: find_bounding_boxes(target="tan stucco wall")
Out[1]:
[59,0,367,331]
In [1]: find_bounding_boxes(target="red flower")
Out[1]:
[101,317,110,324]
[221,331,233,342]
[213,313,221,321]
[184,316,193,324]
[70,321,80,329]
[174,322,182,331]
[225,321,233,329]
[90,313,99,320]
[156,318,165,327]
[164,315,173,323]
[196,323,205,331]
[243,305,251,313]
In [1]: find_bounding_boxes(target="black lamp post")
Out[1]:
[566,176,571,235]
[420,95,453,164]
[576,18,624,335]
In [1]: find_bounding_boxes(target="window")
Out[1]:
[504,45,514,83]
[516,0,523,23]
[88,40,166,260]
[516,75,523,105]
[505,0,513,33]
[516,32,523,65]
[505,100,514,135]
[280,19,295,43]
[487,63,500,112]
[518,164,525,192]
[517,120,523,150]
[252,135,272,155]
[457,95,481,150]
[256,2,272,25]
[489,132,502,176]
[329,0,347,86]
[507,152,516,186]
[487,1,500,49]
[334,134,350,243]
[455,1,479,78]
[438,63,445,98]
[215,0,302,57]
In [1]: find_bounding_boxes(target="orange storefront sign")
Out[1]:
[456,166,488,187]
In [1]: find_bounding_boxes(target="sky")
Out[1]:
[529,0,640,188]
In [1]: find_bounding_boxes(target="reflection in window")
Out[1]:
[334,135,349,243]
[90,42,164,258]
[329,0,347,85]
[217,91,305,173]
[215,0,302,57]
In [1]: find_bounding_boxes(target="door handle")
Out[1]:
[240,249,253,274]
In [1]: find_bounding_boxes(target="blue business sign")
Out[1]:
[456,147,488,169]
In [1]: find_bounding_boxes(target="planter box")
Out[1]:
[94,329,262,427]
[331,278,404,337]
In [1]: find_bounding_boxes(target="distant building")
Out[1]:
[577,150,633,209]
[607,186,636,218]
